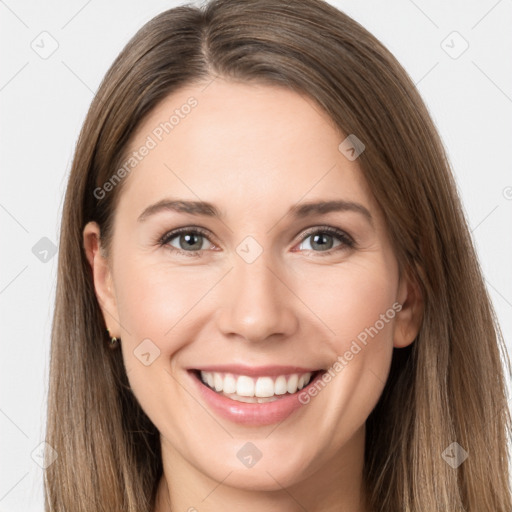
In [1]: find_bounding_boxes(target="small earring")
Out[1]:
[106,328,120,349]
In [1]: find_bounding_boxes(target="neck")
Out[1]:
[154,425,368,512]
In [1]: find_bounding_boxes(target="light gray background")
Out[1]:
[1,0,511,509]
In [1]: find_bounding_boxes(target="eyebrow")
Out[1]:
[137,198,373,225]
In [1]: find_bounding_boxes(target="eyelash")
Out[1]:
[157,225,355,258]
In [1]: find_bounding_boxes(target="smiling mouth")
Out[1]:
[191,369,324,403]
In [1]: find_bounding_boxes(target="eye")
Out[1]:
[295,226,355,256]
[159,227,215,257]
[158,225,355,258]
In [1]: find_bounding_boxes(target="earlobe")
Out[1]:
[82,221,120,337]
[393,270,423,348]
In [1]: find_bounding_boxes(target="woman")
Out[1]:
[44,0,512,510]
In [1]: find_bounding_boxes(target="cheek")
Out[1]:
[293,255,399,349]
[113,256,207,343]
[302,258,397,422]
[291,254,399,421]
[110,258,194,394]
[112,258,205,426]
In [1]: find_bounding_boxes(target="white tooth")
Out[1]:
[287,374,299,394]
[214,373,224,392]
[236,375,255,397]
[257,396,278,403]
[223,374,237,394]
[202,370,314,397]
[226,393,258,403]
[274,375,288,395]
[255,377,274,398]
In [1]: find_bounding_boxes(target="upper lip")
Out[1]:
[190,364,322,377]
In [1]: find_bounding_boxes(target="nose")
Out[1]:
[215,251,298,344]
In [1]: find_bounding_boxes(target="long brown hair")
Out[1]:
[45,1,512,510]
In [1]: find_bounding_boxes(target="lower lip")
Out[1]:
[188,370,324,426]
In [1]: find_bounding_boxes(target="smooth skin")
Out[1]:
[84,78,422,512]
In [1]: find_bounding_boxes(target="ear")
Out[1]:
[83,221,120,338]
[393,268,423,348]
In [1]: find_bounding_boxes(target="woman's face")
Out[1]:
[85,79,418,494]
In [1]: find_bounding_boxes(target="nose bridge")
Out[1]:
[216,242,297,343]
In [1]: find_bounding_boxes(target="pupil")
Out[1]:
[312,233,333,251]
[181,233,202,250]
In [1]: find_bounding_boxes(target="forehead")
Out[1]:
[117,79,376,223]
